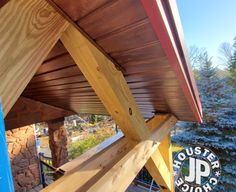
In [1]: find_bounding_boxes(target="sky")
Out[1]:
[176,0,236,68]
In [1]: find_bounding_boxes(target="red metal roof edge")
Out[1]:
[163,0,203,117]
[141,0,202,122]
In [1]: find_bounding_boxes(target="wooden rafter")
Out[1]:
[0,0,69,117]
[60,24,177,191]
[60,24,149,142]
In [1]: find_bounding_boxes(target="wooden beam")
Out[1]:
[145,116,174,191]
[60,24,149,142]
[59,132,124,173]
[42,136,133,192]
[0,0,69,117]
[158,134,174,192]
[42,115,176,192]
[61,24,176,191]
[5,97,73,130]
[145,148,172,191]
[86,115,177,192]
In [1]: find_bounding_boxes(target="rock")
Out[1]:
[6,136,17,143]
[25,126,33,134]
[27,137,35,148]
[6,130,12,136]
[13,181,21,191]
[12,143,21,155]
[17,173,25,185]
[12,128,20,133]
[25,170,34,181]
[19,139,27,149]
[7,125,39,191]
[30,157,37,164]
[8,142,14,153]
[29,146,36,156]
[19,159,29,168]
[12,153,23,165]
[29,164,39,177]
[19,127,27,131]
[11,164,24,174]
[13,130,27,138]
[23,150,32,159]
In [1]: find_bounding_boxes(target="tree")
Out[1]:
[218,40,236,91]
[173,50,236,191]
[229,38,236,91]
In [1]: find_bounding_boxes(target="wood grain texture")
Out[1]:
[0,0,69,117]
[158,134,174,191]
[59,132,124,173]
[61,24,150,141]
[87,115,177,192]
[78,0,147,39]
[5,96,73,130]
[42,115,176,192]
[21,0,201,122]
[42,135,133,192]
[61,24,177,190]
[35,53,75,75]
[52,0,110,21]
[96,19,157,53]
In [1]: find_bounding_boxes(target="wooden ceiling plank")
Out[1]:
[96,19,156,53]
[26,75,87,89]
[35,53,75,75]
[0,0,69,117]
[31,66,81,83]
[78,0,147,39]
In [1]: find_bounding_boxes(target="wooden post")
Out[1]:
[0,0,69,117]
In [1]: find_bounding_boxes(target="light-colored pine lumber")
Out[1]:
[59,132,124,173]
[145,116,175,191]
[60,24,149,142]
[87,115,177,192]
[61,24,176,191]
[42,115,176,192]
[0,0,69,117]
[158,134,175,192]
[41,136,133,192]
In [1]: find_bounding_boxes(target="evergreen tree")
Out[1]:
[219,40,236,91]
[172,51,236,191]
[229,38,236,91]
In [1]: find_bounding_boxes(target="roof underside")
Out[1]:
[21,0,202,122]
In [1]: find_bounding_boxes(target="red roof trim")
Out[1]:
[141,0,202,122]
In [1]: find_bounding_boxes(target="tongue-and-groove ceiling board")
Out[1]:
[21,0,202,122]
